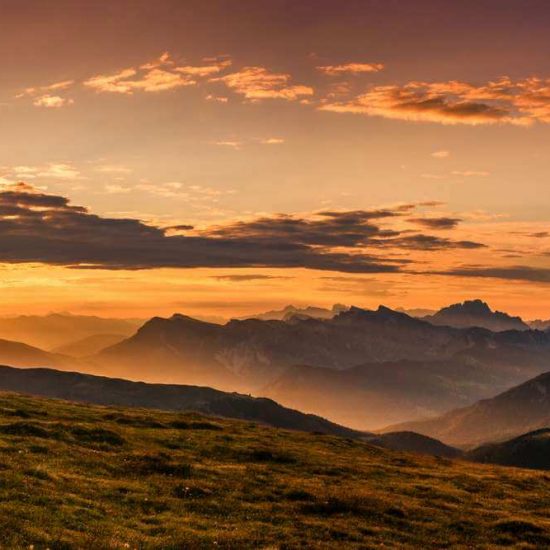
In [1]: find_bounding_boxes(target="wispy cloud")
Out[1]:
[451,170,490,177]
[431,150,450,158]
[84,52,231,94]
[17,79,75,108]
[210,137,285,148]
[260,137,285,144]
[211,274,291,282]
[408,217,462,230]
[32,95,74,108]
[16,80,74,98]
[3,163,81,181]
[319,76,550,126]
[214,66,313,100]
[317,62,384,76]
[440,265,550,283]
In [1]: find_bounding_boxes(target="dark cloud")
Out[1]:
[203,209,403,247]
[408,217,462,230]
[166,224,195,232]
[370,234,485,251]
[0,184,486,273]
[211,274,291,282]
[440,265,550,283]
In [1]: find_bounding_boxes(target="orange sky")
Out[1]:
[1,0,550,319]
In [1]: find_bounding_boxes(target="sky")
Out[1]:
[2,0,550,319]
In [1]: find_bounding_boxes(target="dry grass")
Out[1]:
[0,392,548,548]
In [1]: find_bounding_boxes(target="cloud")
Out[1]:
[3,163,80,181]
[203,208,483,251]
[320,81,517,125]
[203,209,402,247]
[211,274,291,282]
[84,67,192,94]
[17,80,74,98]
[38,163,81,180]
[84,53,230,94]
[214,66,314,100]
[374,234,485,251]
[0,185,485,274]
[451,170,490,177]
[317,62,384,76]
[441,265,550,283]
[319,76,550,125]
[32,95,74,108]
[408,217,462,230]
[260,138,285,144]
[210,137,284,148]
[17,80,75,108]
[431,150,450,158]
[205,94,229,103]
[211,140,242,149]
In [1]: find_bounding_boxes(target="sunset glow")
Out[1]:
[2,0,550,319]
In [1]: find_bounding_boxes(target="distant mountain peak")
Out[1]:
[448,299,492,314]
[243,304,348,322]
[334,305,420,326]
[424,299,529,332]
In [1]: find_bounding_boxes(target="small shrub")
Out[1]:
[0,422,51,438]
[28,444,49,454]
[173,484,210,498]
[169,420,222,430]
[70,426,125,447]
[285,489,314,501]
[129,453,193,478]
[115,416,166,429]
[248,448,297,464]
[494,519,544,535]
[385,506,406,519]
[24,467,52,481]
[189,421,222,431]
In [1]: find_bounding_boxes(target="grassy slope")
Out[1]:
[0,393,548,549]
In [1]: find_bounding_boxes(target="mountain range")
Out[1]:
[0,300,548,436]
[91,305,550,427]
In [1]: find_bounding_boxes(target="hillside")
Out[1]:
[261,358,519,429]
[365,431,462,458]
[468,429,550,470]
[386,371,550,446]
[0,366,360,438]
[0,338,71,369]
[423,299,529,332]
[0,391,549,547]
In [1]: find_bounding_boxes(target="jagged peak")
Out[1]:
[443,299,492,315]
[334,305,417,323]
